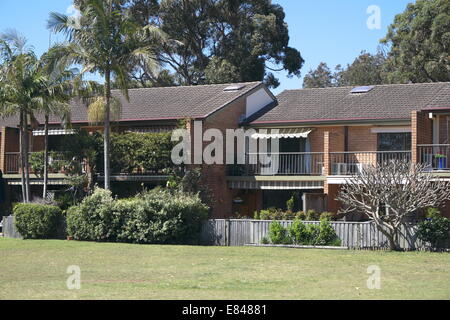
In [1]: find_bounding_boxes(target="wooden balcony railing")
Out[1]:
[228,152,325,176]
[418,145,450,171]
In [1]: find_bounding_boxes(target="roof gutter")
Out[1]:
[248,117,411,127]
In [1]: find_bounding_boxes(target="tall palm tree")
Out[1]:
[0,31,76,202]
[0,30,45,202]
[47,0,167,190]
[38,59,75,199]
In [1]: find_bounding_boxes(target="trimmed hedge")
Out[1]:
[14,204,63,239]
[66,188,209,245]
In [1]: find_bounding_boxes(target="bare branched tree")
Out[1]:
[337,160,450,251]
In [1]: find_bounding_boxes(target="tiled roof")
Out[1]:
[251,82,450,125]
[0,81,263,127]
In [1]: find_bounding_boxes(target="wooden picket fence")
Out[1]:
[200,219,448,250]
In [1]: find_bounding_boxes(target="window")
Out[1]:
[377,133,411,151]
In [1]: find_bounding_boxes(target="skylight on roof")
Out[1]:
[350,86,374,94]
[223,84,246,92]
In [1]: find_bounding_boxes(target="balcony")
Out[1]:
[227,151,415,177]
[228,152,325,176]
[330,151,412,175]
[418,145,450,171]
[4,152,82,175]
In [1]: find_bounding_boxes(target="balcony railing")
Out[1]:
[330,151,412,175]
[418,145,450,171]
[4,152,81,175]
[228,152,325,176]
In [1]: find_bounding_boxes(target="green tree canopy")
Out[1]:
[381,0,450,83]
[76,0,304,88]
[302,62,338,88]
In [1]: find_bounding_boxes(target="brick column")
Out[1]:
[0,127,6,173]
[412,110,433,164]
[411,111,419,164]
[323,131,331,196]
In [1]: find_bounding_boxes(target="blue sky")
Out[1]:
[0,0,414,95]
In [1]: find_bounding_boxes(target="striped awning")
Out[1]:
[33,129,76,136]
[251,128,312,139]
[228,180,324,190]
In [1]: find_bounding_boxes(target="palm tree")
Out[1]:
[38,59,75,199]
[0,31,77,202]
[47,0,167,190]
[0,30,44,202]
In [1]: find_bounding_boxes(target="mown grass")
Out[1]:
[0,238,449,300]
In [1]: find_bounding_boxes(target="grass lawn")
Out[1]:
[0,238,449,300]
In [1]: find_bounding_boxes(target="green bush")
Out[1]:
[295,211,306,220]
[66,188,117,242]
[14,203,63,239]
[417,209,450,248]
[306,209,319,221]
[286,196,295,212]
[288,219,308,244]
[256,209,338,222]
[259,207,283,220]
[315,220,341,246]
[319,212,335,221]
[108,132,175,174]
[66,188,209,245]
[117,190,209,244]
[269,221,291,244]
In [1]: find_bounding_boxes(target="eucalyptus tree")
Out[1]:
[47,0,167,190]
[0,30,43,202]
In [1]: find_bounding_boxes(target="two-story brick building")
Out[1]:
[0,81,449,218]
[230,82,450,219]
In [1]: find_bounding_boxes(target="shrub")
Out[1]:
[269,221,291,244]
[66,188,116,242]
[117,190,209,244]
[306,209,319,221]
[304,224,320,245]
[319,212,335,221]
[295,211,306,220]
[282,210,296,220]
[286,196,295,212]
[261,236,270,244]
[54,192,75,211]
[315,220,341,246]
[14,203,63,239]
[259,207,282,220]
[417,209,450,248]
[288,219,308,244]
[66,188,209,245]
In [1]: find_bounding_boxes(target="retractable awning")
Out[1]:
[33,129,76,136]
[251,128,312,139]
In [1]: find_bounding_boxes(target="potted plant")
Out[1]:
[435,153,447,170]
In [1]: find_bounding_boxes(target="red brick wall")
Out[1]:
[412,111,432,163]
[189,97,249,218]
[348,126,378,151]
[439,115,450,144]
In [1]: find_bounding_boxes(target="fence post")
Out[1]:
[225,219,230,246]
